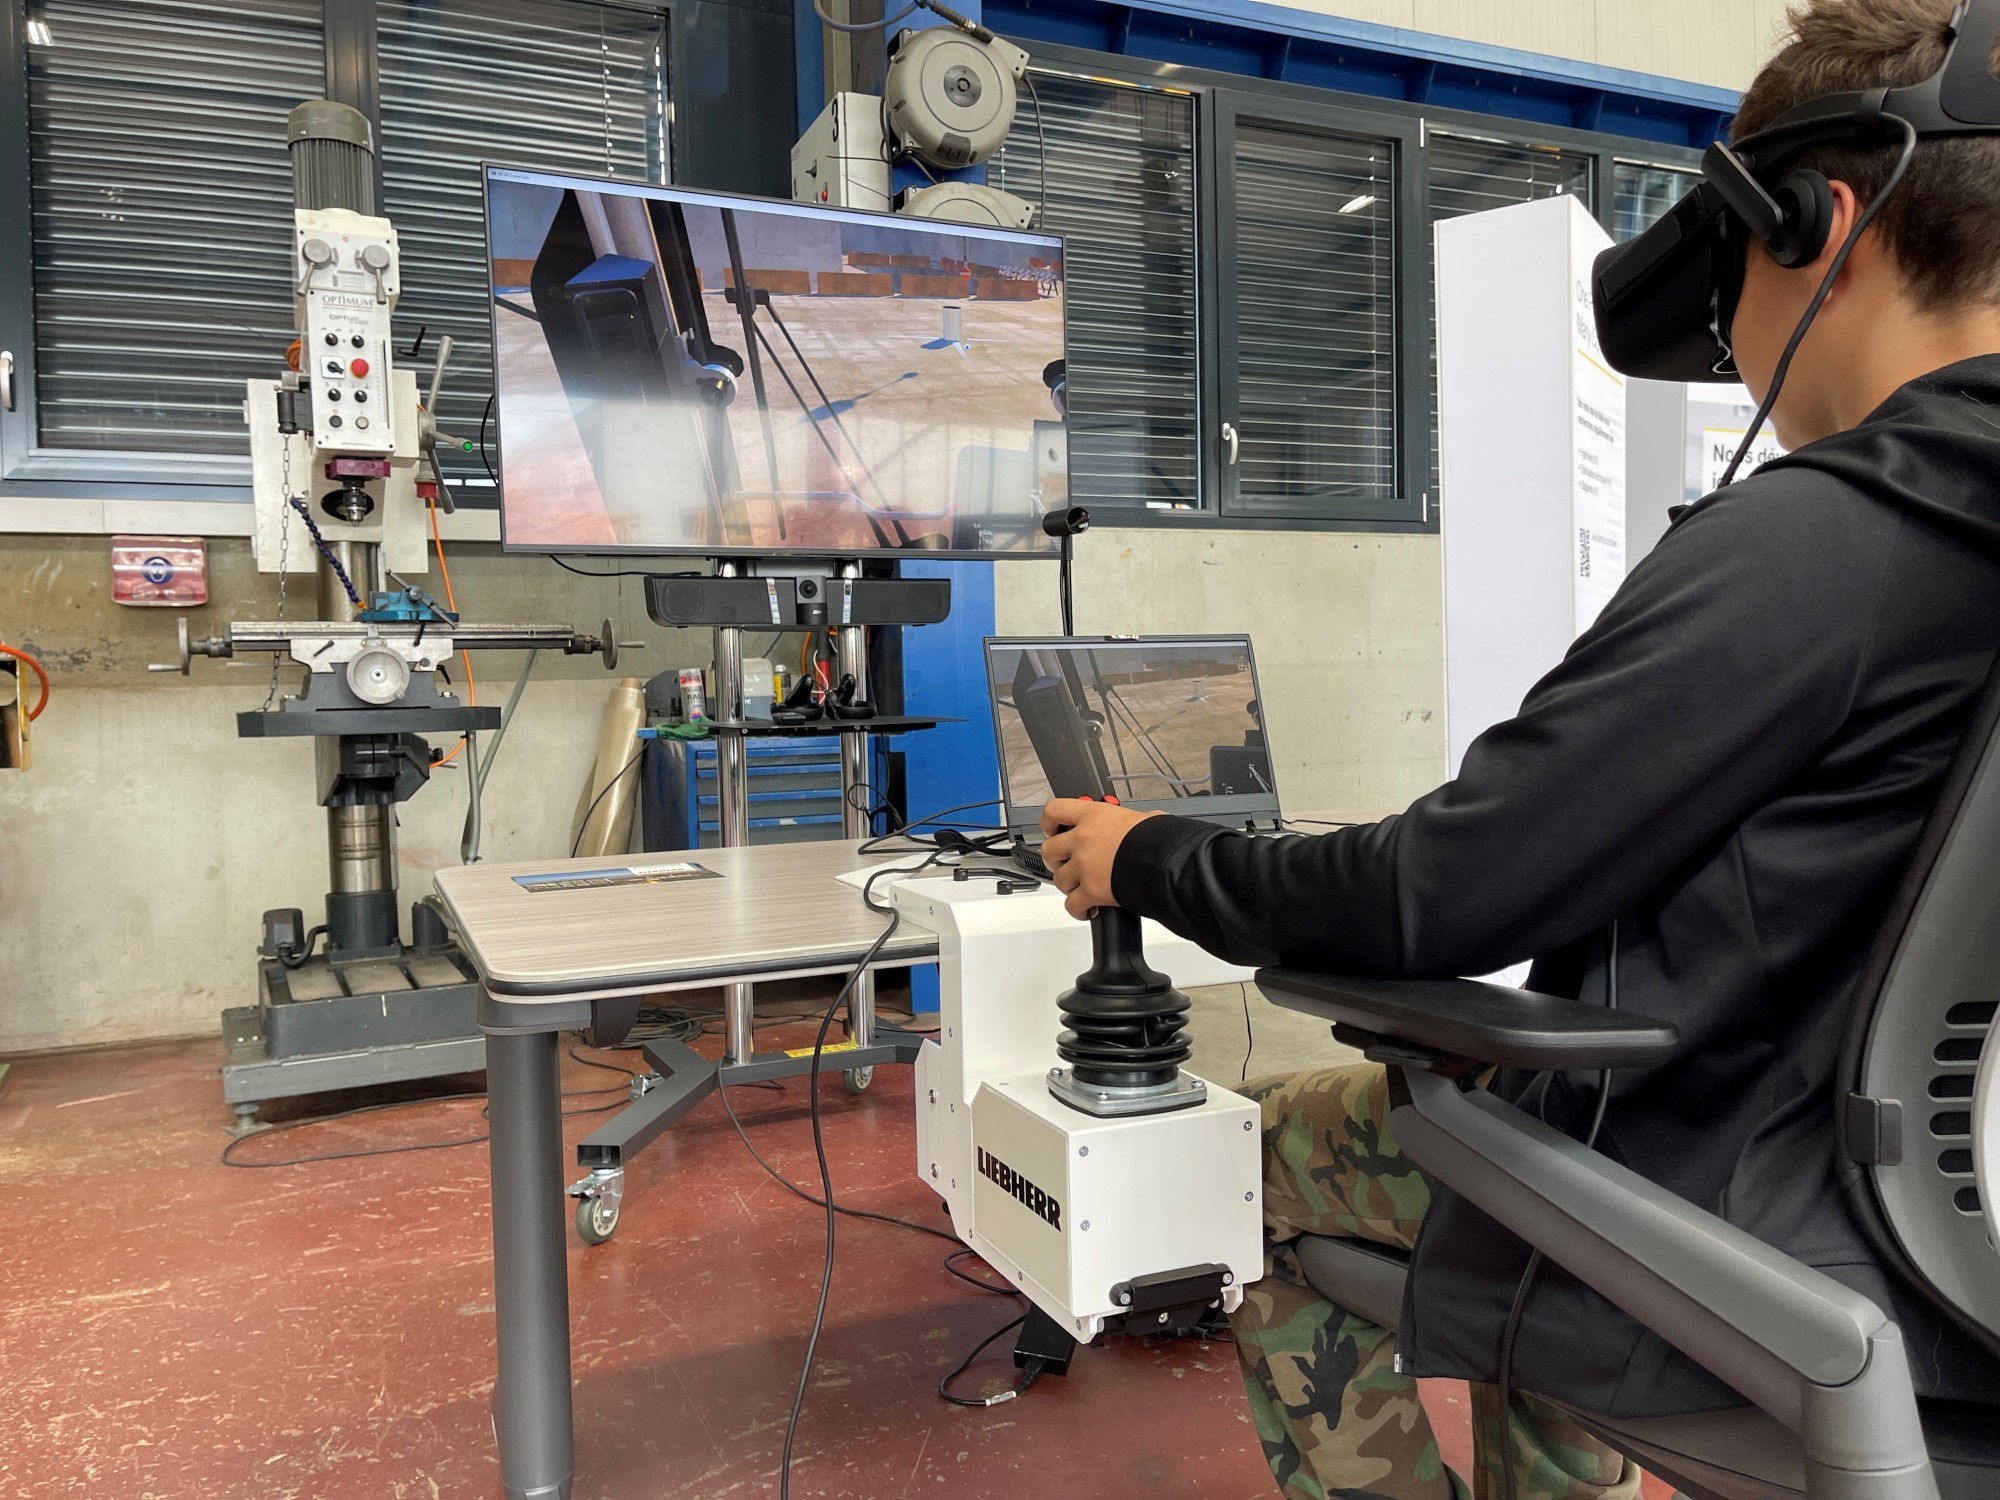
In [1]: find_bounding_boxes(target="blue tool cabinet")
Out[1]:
[641,735,888,851]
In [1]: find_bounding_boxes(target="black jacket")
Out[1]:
[1112,356,2000,1416]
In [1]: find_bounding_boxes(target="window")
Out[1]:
[18,0,323,464]
[1424,134,1595,497]
[1613,161,1702,241]
[989,76,1198,511]
[0,0,676,497]
[1427,134,1594,222]
[1219,113,1403,519]
[378,0,669,491]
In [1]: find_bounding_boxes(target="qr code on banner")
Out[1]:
[1578,526,1593,579]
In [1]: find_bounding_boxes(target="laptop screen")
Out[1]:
[984,636,1280,836]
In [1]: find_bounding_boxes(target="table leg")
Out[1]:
[486,1025,574,1500]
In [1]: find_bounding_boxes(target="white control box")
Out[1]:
[791,92,892,214]
[294,207,401,457]
[897,874,1263,1342]
[968,1073,1260,1334]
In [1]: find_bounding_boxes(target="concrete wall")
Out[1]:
[0,535,709,1053]
[1264,0,1794,91]
[995,529,1446,818]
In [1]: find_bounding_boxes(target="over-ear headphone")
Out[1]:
[1703,143,1838,270]
[1766,169,1835,267]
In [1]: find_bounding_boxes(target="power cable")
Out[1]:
[716,1077,960,1245]
[810,0,923,31]
[0,641,51,720]
[938,1313,1041,1407]
[218,1071,631,1169]
[943,1247,1022,1296]
[777,855,939,1499]
[571,744,647,858]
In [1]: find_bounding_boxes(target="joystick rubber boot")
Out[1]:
[1048,908,1206,1116]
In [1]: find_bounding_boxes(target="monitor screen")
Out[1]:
[984,637,1279,831]
[484,165,1067,558]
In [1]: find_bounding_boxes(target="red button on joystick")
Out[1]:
[349,357,370,378]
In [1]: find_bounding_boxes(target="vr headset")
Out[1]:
[1592,0,2000,383]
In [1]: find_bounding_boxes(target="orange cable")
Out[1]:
[428,498,475,765]
[0,642,49,720]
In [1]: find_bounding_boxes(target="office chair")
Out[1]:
[1255,663,2000,1500]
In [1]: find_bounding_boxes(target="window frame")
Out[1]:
[0,0,683,509]
[1208,89,1422,526]
[1019,41,1704,535]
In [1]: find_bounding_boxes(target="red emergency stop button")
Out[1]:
[349,356,370,377]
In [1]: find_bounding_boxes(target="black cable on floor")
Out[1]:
[939,1312,1040,1408]
[716,1078,960,1244]
[219,1061,635,1169]
[943,1248,1021,1297]
[1240,981,1255,1082]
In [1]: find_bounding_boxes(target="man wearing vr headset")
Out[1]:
[1042,1,2000,1495]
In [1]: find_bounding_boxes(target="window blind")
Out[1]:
[1612,161,1701,241]
[1228,122,1398,517]
[1425,133,1594,499]
[989,75,1199,511]
[25,0,323,455]
[378,0,669,490]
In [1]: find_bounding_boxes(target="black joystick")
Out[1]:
[1049,906,1204,1117]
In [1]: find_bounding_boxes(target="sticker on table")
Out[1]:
[782,1039,862,1060]
[513,861,722,893]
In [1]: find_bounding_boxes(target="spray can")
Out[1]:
[678,667,707,721]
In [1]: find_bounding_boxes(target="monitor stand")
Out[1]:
[563,557,956,1245]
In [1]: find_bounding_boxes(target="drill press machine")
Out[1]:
[153,101,636,1125]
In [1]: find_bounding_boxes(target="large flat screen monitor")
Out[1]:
[484,165,1067,558]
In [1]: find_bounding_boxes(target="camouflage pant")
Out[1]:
[1229,1064,1645,1500]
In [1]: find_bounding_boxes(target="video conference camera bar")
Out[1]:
[645,567,952,630]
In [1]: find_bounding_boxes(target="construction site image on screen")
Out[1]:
[491,178,1067,555]
[989,643,1271,808]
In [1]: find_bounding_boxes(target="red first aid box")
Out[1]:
[111,536,208,608]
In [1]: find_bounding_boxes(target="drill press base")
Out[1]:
[219,949,484,1126]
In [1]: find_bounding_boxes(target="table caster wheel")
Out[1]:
[845,1066,874,1095]
[576,1192,619,1244]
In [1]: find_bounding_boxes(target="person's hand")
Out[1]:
[1039,798,1161,920]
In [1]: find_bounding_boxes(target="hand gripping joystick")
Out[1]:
[1047,907,1208,1117]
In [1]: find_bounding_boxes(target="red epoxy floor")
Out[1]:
[0,1029,1675,1499]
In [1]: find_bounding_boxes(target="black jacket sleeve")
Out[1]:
[1109,477,1904,976]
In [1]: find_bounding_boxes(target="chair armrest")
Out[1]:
[1396,1070,1934,1488]
[1256,970,1679,1071]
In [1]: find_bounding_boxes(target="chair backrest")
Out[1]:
[1840,650,2000,1354]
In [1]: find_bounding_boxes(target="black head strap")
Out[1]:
[1735,0,2000,170]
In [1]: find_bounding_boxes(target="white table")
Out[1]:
[434,839,943,1500]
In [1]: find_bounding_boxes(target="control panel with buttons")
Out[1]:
[294,208,400,457]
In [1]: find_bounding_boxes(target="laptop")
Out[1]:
[982,635,1285,873]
